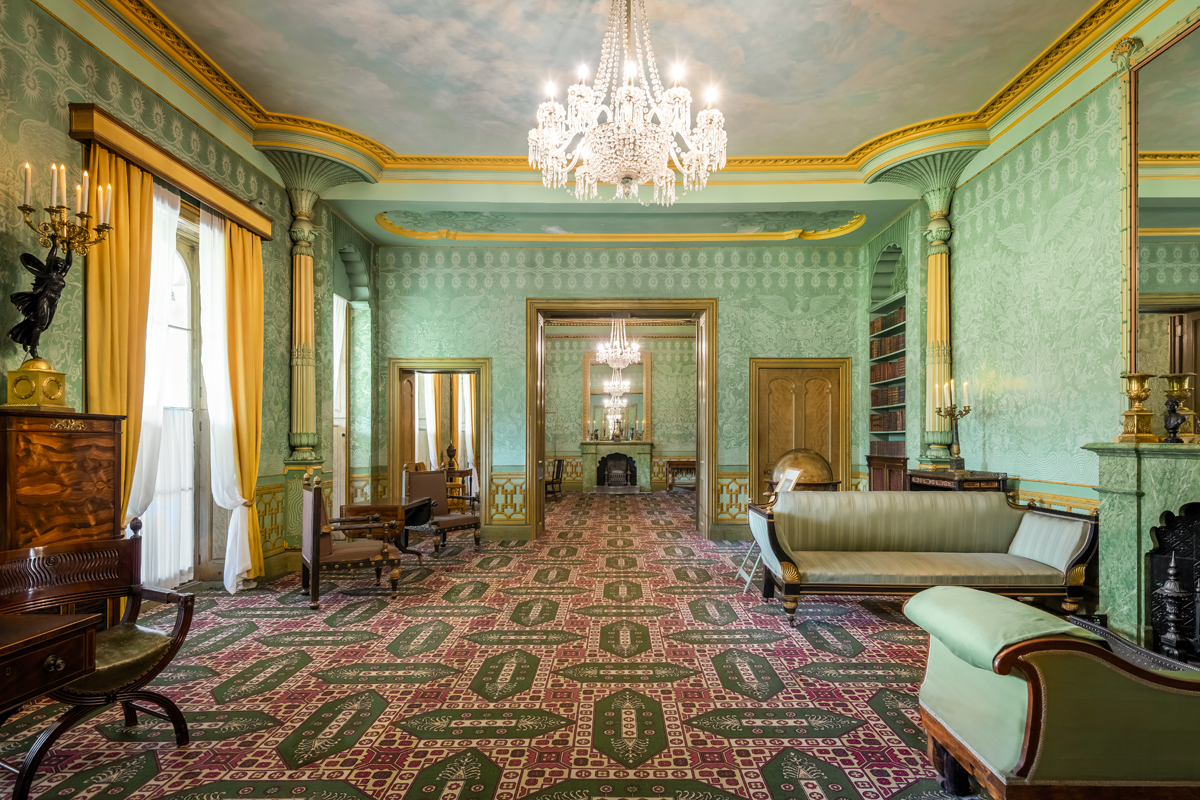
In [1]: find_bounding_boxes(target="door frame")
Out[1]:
[748,357,852,502]
[388,358,491,523]
[526,298,718,539]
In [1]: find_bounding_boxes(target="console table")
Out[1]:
[905,469,1008,493]
[0,614,98,719]
[666,460,696,490]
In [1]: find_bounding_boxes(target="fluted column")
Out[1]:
[870,148,983,464]
[288,187,319,460]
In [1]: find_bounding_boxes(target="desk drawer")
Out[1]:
[0,630,92,704]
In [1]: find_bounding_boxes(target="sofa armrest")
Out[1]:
[904,586,1101,671]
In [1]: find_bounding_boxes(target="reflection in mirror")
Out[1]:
[584,353,651,441]
[1137,21,1200,438]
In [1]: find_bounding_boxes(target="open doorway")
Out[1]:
[387,358,491,521]
[526,299,718,539]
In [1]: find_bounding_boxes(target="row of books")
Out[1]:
[870,357,906,383]
[870,440,906,457]
[869,410,906,432]
[870,333,905,359]
[871,385,907,407]
[869,306,906,334]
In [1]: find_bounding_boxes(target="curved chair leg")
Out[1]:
[14,704,97,800]
[122,701,138,727]
[119,691,189,746]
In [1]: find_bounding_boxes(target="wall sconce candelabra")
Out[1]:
[935,378,971,470]
[4,162,116,412]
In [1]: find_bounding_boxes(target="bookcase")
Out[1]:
[867,293,908,490]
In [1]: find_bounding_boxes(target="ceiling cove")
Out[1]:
[92,0,1138,183]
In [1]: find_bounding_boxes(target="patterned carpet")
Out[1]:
[3,491,962,800]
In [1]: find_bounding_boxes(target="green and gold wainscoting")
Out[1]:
[487,470,530,538]
[851,469,869,492]
[349,473,371,504]
[1005,478,1100,515]
[712,472,752,539]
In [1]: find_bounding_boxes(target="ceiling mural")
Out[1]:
[1138,25,1200,153]
[148,0,1094,157]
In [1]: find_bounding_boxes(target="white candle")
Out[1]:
[95,187,102,224]
[942,382,950,408]
[50,164,58,207]
[75,185,81,216]
[104,183,113,224]
[962,381,970,409]
[82,171,89,214]
[950,379,955,406]
[23,164,31,206]
[59,165,66,209]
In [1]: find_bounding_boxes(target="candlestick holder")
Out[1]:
[19,204,112,258]
[935,403,971,470]
[1116,373,1158,443]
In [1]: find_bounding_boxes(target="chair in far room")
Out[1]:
[0,524,195,800]
[403,468,483,551]
[546,458,565,498]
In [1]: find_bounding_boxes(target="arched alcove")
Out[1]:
[871,244,904,303]
[339,245,370,301]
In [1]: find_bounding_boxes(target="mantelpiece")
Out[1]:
[580,441,652,493]
[1083,442,1200,645]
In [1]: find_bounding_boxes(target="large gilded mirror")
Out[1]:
[583,352,652,441]
[1132,15,1200,437]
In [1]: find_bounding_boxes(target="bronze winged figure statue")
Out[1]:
[8,240,72,360]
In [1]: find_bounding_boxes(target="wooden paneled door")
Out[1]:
[749,359,851,504]
[396,370,417,496]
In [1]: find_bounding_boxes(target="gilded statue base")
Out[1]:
[1,358,73,412]
[1115,408,1157,443]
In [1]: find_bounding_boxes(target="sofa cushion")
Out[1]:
[905,585,1102,671]
[772,491,1025,557]
[792,551,1065,587]
[1006,511,1090,574]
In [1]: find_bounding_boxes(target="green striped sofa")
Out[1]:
[747,492,1096,626]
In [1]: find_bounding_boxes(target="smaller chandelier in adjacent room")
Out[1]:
[604,396,628,410]
[597,318,640,370]
[527,0,728,206]
[604,368,630,399]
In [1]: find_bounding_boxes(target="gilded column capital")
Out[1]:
[1109,37,1143,74]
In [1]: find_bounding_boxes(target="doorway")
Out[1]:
[526,299,718,539]
[388,358,491,520]
[748,358,851,503]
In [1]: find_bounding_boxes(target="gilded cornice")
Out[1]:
[373,213,866,243]
[106,0,1139,175]
[1139,152,1200,166]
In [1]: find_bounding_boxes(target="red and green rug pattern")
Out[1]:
[2,492,961,800]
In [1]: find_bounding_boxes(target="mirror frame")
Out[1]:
[582,351,652,441]
[1126,10,1200,373]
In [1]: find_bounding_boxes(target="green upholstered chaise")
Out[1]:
[905,586,1200,799]
[747,492,1096,625]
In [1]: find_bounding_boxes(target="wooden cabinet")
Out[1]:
[0,614,98,715]
[905,469,1008,493]
[866,454,908,491]
[0,410,124,551]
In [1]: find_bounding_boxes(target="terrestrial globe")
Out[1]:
[769,448,840,492]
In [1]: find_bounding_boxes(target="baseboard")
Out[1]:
[483,524,533,540]
[707,523,752,541]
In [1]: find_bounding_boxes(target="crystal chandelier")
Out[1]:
[527,0,729,206]
[604,368,630,399]
[604,396,628,410]
[597,318,640,370]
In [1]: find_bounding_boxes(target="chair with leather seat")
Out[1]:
[0,521,194,800]
[403,469,482,551]
[301,474,407,608]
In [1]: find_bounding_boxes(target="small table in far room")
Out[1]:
[666,460,697,491]
[0,613,99,723]
[340,496,434,559]
[905,469,1008,493]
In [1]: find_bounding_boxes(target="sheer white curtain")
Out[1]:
[141,408,194,587]
[128,180,181,584]
[199,207,253,593]
[331,294,349,511]
[457,373,476,488]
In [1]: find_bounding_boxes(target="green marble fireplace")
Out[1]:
[1083,443,1200,645]
[581,441,653,492]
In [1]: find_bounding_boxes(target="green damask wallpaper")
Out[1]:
[371,246,867,470]
[349,302,372,471]
[1139,240,1200,294]
[545,337,697,457]
[0,0,292,480]
[951,79,1124,486]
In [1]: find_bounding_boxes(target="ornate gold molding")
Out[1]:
[1139,151,1200,165]
[1139,228,1200,237]
[375,213,865,243]
[105,0,1140,174]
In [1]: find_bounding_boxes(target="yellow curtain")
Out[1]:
[86,144,154,524]
[225,223,265,579]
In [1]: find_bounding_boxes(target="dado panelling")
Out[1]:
[0,0,290,443]
[372,247,868,472]
[951,79,1124,486]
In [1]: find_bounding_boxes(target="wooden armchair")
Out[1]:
[546,458,565,498]
[404,469,482,551]
[301,475,406,609]
[0,521,194,800]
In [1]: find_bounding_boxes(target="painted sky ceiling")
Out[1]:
[149,0,1093,158]
[1138,23,1200,153]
